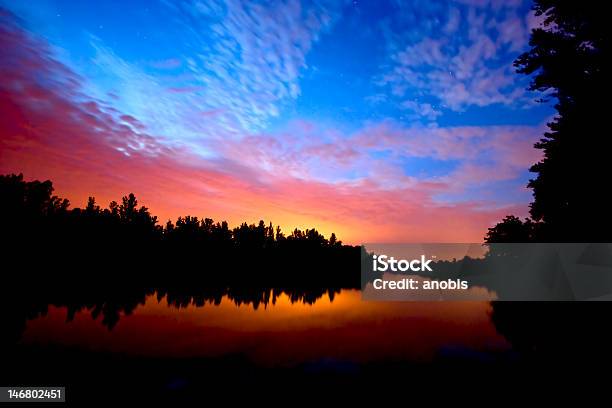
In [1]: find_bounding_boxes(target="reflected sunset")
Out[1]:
[23,291,508,365]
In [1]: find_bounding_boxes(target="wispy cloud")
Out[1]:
[219,119,544,206]
[52,0,343,155]
[1,2,550,243]
[379,1,535,113]
[160,0,343,133]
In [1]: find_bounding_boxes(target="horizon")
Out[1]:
[0,0,554,244]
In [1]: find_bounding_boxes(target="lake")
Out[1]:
[5,286,609,402]
[20,290,509,365]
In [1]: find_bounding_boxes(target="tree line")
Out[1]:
[0,173,342,249]
[1,173,360,288]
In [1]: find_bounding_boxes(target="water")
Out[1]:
[6,287,612,402]
[20,290,509,366]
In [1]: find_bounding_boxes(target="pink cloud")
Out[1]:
[381,1,534,112]
[1,11,535,244]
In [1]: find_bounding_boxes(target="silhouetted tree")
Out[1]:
[487,0,609,242]
[485,216,538,243]
[0,173,69,219]
[1,173,358,290]
[85,197,100,214]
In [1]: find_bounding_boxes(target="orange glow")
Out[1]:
[23,291,510,366]
[0,18,525,244]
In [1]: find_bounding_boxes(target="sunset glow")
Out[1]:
[23,291,508,365]
[0,1,552,243]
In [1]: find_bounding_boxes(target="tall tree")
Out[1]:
[488,0,609,242]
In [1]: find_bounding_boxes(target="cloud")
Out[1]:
[40,0,345,164]
[156,0,343,134]
[217,118,544,205]
[379,1,534,112]
[1,7,540,243]
[400,100,442,121]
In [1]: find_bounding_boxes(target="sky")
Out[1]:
[0,0,553,243]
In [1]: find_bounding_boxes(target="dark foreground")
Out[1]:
[3,280,612,404]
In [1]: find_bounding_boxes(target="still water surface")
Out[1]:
[21,290,510,366]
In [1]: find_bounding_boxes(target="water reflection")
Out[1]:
[6,285,612,404]
[20,290,509,365]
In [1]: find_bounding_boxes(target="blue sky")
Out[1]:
[3,0,551,128]
[0,0,554,242]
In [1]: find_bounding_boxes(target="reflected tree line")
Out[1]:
[1,283,342,346]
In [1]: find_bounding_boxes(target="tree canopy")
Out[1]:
[486,0,610,243]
